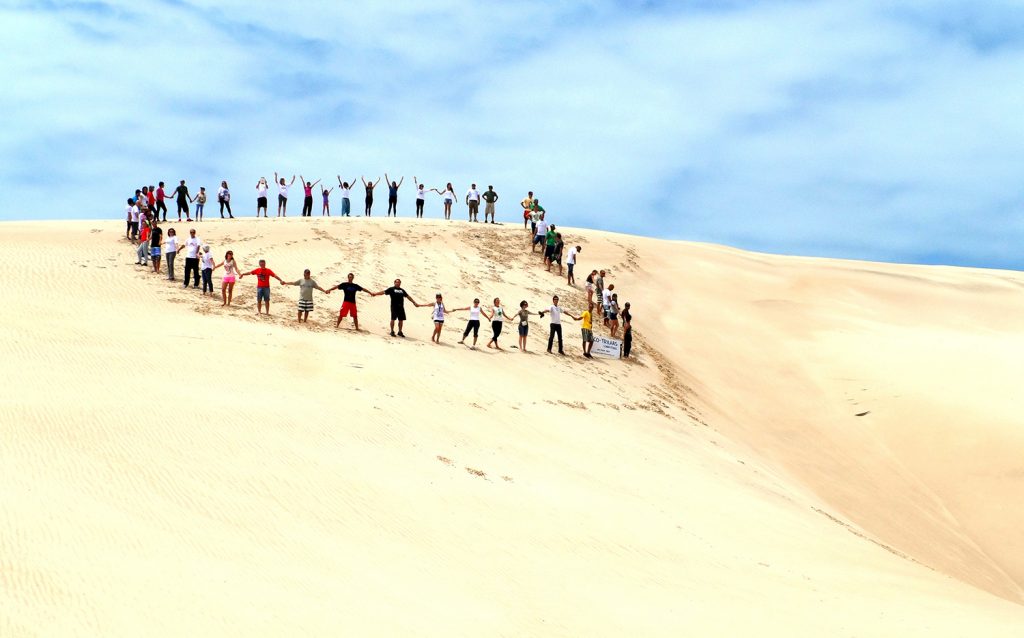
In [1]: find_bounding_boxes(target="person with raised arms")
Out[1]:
[414,177,426,218]
[321,183,333,216]
[256,177,270,217]
[432,182,456,220]
[336,176,356,217]
[275,172,295,217]
[485,297,507,350]
[482,185,499,224]
[212,249,239,306]
[362,175,380,216]
[369,278,422,337]
[429,293,451,343]
[217,180,234,218]
[465,183,481,222]
[453,297,492,349]
[538,294,580,356]
[327,272,370,331]
[239,258,285,315]
[385,173,404,217]
[299,175,320,217]
[284,269,329,323]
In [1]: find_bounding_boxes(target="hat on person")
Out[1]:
[202,245,210,252]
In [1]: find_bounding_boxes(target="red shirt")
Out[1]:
[156,187,166,201]
[140,225,150,242]
[250,268,277,288]
[147,191,156,206]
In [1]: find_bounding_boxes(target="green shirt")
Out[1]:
[546,230,556,246]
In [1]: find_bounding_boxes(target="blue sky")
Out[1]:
[2,0,1023,269]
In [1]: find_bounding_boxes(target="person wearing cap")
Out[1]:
[370,278,424,337]
[538,294,580,355]
[482,185,499,223]
[200,244,215,295]
[429,293,451,343]
[284,269,328,322]
[182,228,203,289]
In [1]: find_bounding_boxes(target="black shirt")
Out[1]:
[173,185,189,203]
[336,282,364,303]
[150,226,162,248]
[384,286,409,310]
[622,309,632,330]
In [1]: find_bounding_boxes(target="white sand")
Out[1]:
[1,218,1021,636]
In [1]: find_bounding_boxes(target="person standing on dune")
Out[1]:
[429,293,451,343]
[538,295,580,355]
[155,182,169,221]
[200,245,215,295]
[465,183,481,222]
[385,174,403,217]
[521,191,535,233]
[370,278,422,337]
[566,245,581,286]
[212,250,240,306]
[513,300,538,352]
[240,258,285,315]
[284,269,328,322]
[362,176,380,216]
[482,185,499,224]
[172,180,191,222]
[581,302,595,358]
[453,298,492,348]
[337,176,356,217]
[321,183,333,216]
[256,177,270,217]
[414,178,426,218]
[300,175,320,217]
[328,272,370,331]
[621,302,633,357]
[149,219,163,274]
[218,180,234,218]
[432,182,456,220]
[486,297,506,349]
[275,172,295,217]
[533,213,548,254]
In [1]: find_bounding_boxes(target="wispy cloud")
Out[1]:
[2,0,1023,269]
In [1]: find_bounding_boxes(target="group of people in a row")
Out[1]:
[123,175,511,224]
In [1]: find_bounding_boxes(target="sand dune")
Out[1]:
[1,217,1022,636]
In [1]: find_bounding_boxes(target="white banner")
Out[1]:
[591,336,622,359]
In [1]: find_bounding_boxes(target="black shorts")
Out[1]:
[544,244,554,258]
[391,307,407,321]
[258,196,268,208]
[278,194,287,204]
[518,323,528,336]
[177,200,189,214]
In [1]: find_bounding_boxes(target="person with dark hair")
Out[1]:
[275,172,296,217]
[521,191,535,233]
[385,173,404,217]
[429,293,450,343]
[622,302,633,358]
[362,175,380,216]
[432,183,456,220]
[163,227,179,281]
[514,300,538,352]
[538,294,580,355]
[370,278,422,337]
[337,175,356,216]
[155,181,169,221]
[581,302,596,358]
[465,183,481,222]
[414,178,426,218]
[327,272,370,330]
[482,185,498,223]
[321,183,333,216]
[240,258,285,315]
[548,232,565,274]
[172,180,191,222]
[300,175,320,217]
[212,250,239,306]
[566,245,581,285]
[218,181,234,218]
[182,228,202,289]
[192,187,207,221]
[149,220,163,274]
[284,269,328,322]
[200,245,215,295]
[486,297,506,349]
[453,298,492,348]
[126,197,138,240]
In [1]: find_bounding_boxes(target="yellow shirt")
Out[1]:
[582,310,592,330]
[520,196,534,210]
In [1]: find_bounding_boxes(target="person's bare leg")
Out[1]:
[227,283,234,305]
[297,311,302,322]
[353,316,359,331]
[397,320,404,335]
[221,282,227,306]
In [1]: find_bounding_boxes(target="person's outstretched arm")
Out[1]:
[396,176,404,188]
[300,175,305,186]
[311,178,321,187]
[385,173,390,185]
[373,177,380,186]
[289,175,296,185]
[337,175,344,187]
[315,283,328,294]
[483,308,494,321]
[361,176,367,186]
[274,171,279,184]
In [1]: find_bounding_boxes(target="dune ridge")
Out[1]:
[1,217,1022,637]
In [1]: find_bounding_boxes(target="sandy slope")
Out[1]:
[0,218,1021,637]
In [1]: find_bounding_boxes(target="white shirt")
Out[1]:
[129,205,140,222]
[442,189,454,201]
[432,302,445,322]
[201,252,215,269]
[164,236,179,253]
[184,236,202,259]
[535,220,549,237]
[465,189,480,201]
[279,184,289,197]
[546,305,562,324]
[340,188,351,198]
[567,247,578,265]
[416,187,425,200]
[218,187,229,201]
[602,289,612,306]
[468,306,482,320]
[256,184,268,197]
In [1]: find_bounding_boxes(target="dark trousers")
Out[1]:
[184,257,200,287]
[623,328,632,357]
[463,319,480,339]
[547,324,563,353]
[202,268,213,293]
[156,200,168,220]
[302,195,313,216]
[219,199,232,217]
[387,197,397,216]
[415,199,424,217]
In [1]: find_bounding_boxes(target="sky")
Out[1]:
[2,0,1023,269]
